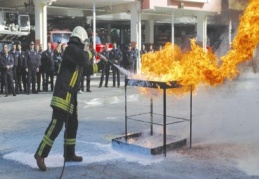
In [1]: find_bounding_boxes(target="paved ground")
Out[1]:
[0,74,259,179]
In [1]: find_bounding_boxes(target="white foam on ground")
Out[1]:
[3,142,164,169]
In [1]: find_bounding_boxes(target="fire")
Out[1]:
[140,0,259,95]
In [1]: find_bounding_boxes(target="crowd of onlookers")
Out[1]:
[0,41,66,97]
[0,39,161,97]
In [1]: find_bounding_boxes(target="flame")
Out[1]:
[140,0,259,96]
[128,138,135,144]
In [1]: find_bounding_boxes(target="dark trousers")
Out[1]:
[1,71,4,93]
[86,75,90,91]
[99,64,110,87]
[13,66,18,92]
[126,63,134,73]
[80,75,91,91]
[15,68,22,93]
[35,108,78,158]
[2,69,15,95]
[21,68,27,92]
[46,69,54,91]
[37,70,42,91]
[27,66,37,93]
[41,71,47,91]
[112,65,120,87]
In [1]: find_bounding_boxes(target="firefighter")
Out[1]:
[25,41,40,94]
[34,26,91,171]
[0,44,16,97]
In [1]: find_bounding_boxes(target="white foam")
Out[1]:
[3,142,164,169]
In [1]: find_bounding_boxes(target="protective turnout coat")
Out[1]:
[50,44,90,114]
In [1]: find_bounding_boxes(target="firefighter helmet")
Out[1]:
[70,26,88,44]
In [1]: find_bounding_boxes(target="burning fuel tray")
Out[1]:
[125,78,181,89]
[112,132,187,155]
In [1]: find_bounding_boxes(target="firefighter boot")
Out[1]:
[64,145,83,162]
[65,154,83,162]
[34,154,47,171]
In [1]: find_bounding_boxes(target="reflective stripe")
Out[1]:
[69,69,77,86]
[37,142,46,156]
[93,63,98,73]
[43,135,53,146]
[66,92,71,102]
[64,138,76,145]
[46,118,57,137]
[51,96,74,114]
[37,119,57,156]
[69,66,79,87]
[86,50,92,60]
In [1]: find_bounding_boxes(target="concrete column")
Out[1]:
[229,19,232,47]
[130,1,141,73]
[34,1,43,46]
[171,12,175,45]
[92,1,96,50]
[107,23,111,43]
[196,14,207,50]
[130,4,138,47]
[145,20,154,44]
[42,5,47,50]
[137,12,142,73]
[34,1,47,49]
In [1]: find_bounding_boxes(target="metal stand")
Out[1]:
[124,78,192,156]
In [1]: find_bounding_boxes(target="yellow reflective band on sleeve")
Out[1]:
[64,138,76,145]
[51,96,74,114]
[66,92,71,102]
[93,63,98,74]
[69,66,79,87]
[86,50,92,60]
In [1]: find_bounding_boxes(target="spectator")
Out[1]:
[99,43,110,88]
[41,42,54,92]
[53,41,62,75]
[16,42,28,93]
[109,42,122,88]
[25,41,40,94]
[0,44,16,97]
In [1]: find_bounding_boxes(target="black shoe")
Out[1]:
[65,155,83,162]
[98,86,102,88]
[86,89,91,92]
[13,93,16,96]
[105,85,108,87]
[5,94,8,97]
[32,91,38,94]
[34,154,46,171]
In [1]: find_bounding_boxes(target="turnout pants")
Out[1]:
[35,107,78,158]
